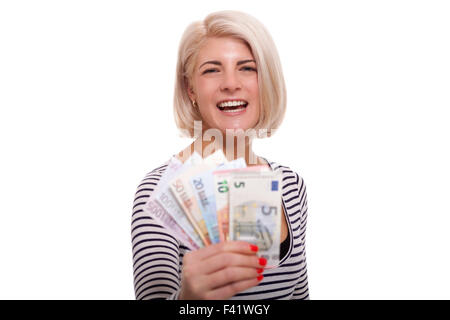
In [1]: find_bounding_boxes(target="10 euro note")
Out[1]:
[229,171,282,267]
[191,158,247,244]
[213,165,271,242]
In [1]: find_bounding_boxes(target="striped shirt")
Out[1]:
[131,156,309,300]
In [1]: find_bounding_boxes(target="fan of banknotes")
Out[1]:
[143,150,283,267]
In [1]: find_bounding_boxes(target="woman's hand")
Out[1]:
[179,241,266,300]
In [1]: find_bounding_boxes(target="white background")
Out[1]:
[1,0,449,299]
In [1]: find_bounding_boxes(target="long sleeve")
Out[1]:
[291,173,310,300]
[130,165,186,300]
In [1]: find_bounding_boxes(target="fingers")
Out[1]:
[179,240,265,300]
[204,276,264,300]
[206,266,263,291]
[184,240,258,263]
[198,252,266,275]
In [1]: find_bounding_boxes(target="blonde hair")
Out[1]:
[173,10,287,138]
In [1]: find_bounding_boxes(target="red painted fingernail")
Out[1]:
[257,268,264,274]
[257,275,264,281]
[250,244,259,252]
[259,257,267,266]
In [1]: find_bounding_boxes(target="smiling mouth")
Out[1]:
[217,104,248,111]
[216,102,248,111]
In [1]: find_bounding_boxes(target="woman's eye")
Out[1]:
[202,67,256,74]
[203,69,218,74]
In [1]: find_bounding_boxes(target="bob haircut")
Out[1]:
[173,10,287,138]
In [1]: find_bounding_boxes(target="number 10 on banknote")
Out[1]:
[229,171,282,268]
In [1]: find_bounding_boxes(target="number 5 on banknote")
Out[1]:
[229,171,282,268]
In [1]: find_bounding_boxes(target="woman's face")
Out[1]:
[187,36,260,134]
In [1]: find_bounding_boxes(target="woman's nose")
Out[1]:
[220,71,242,92]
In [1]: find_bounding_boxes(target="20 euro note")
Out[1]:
[229,171,282,267]
[190,158,247,244]
[190,172,220,244]
[169,149,228,246]
[213,165,271,242]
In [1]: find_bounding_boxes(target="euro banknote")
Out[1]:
[143,154,204,248]
[144,150,284,266]
[190,158,247,244]
[228,170,282,267]
[213,165,272,242]
[143,197,200,250]
[168,150,228,246]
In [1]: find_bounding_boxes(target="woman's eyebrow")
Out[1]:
[199,59,256,69]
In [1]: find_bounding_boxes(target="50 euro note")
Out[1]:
[143,153,204,249]
[190,158,247,244]
[228,170,282,267]
[213,165,271,242]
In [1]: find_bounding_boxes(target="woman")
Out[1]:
[131,10,309,300]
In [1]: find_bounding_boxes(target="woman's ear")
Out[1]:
[185,78,196,101]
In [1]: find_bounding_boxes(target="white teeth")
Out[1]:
[218,100,247,108]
